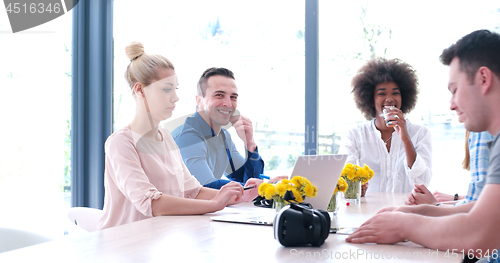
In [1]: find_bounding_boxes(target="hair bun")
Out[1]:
[125,41,145,61]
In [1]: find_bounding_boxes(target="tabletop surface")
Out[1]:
[0,193,461,262]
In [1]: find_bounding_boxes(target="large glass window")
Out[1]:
[114,0,305,176]
[319,0,500,194]
[0,9,72,236]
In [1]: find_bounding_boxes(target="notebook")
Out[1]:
[210,154,348,225]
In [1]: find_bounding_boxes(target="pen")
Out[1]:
[259,174,270,180]
[243,185,256,190]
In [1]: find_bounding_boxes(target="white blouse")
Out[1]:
[339,119,432,193]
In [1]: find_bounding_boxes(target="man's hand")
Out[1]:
[240,178,262,202]
[268,175,288,183]
[230,114,257,152]
[346,211,408,244]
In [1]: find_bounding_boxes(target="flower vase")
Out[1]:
[344,179,361,203]
[327,192,341,213]
[272,199,286,212]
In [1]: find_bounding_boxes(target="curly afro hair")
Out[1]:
[351,58,419,120]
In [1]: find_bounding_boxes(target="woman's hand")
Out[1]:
[361,182,369,197]
[385,107,410,141]
[405,184,438,205]
[432,191,455,202]
[386,107,417,168]
[212,182,244,208]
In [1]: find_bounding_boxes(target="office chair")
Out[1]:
[66,207,103,233]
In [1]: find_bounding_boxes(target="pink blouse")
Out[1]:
[97,127,202,229]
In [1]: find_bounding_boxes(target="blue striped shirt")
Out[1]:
[456,131,494,205]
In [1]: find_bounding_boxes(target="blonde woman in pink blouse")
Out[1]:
[97,42,259,229]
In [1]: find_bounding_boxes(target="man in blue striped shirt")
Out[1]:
[455,131,495,204]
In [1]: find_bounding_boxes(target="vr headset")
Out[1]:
[274,202,331,247]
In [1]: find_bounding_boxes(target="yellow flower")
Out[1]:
[264,185,276,200]
[364,164,374,178]
[345,163,355,170]
[346,169,356,181]
[257,175,317,204]
[275,182,288,197]
[360,165,373,183]
[311,185,318,198]
[258,183,270,196]
[340,163,374,184]
[291,175,308,187]
[341,163,358,181]
[304,184,314,197]
[291,188,303,203]
[281,179,292,185]
[357,167,367,178]
[334,176,348,195]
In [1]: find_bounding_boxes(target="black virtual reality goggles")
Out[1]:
[274,202,331,247]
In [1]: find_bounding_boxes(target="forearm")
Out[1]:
[195,186,241,206]
[243,151,264,181]
[245,140,257,153]
[184,158,219,186]
[151,193,221,216]
[339,130,359,165]
[402,138,417,169]
[203,179,235,189]
[404,210,498,253]
[402,185,500,254]
[407,201,475,216]
[350,186,500,254]
[403,213,473,251]
[227,149,264,183]
[195,187,218,200]
[176,134,218,186]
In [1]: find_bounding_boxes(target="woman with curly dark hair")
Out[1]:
[339,58,432,194]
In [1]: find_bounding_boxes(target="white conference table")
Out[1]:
[0,193,461,262]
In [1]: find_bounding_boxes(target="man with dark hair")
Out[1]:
[346,29,500,262]
[172,68,280,189]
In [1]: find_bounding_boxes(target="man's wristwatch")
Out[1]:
[454,193,459,201]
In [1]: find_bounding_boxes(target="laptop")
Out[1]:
[210,154,348,225]
[210,207,276,226]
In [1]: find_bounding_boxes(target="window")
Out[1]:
[0,9,72,236]
[113,0,305,176]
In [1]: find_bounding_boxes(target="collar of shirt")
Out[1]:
[487,131,500,149]
[193,111,222,140]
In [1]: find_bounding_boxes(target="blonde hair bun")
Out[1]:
[123,41,174,90]
[125,41,145,61]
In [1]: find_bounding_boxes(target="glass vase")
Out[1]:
[272,198,287,212]
[327,192,341,214]
[344,179,361,204]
